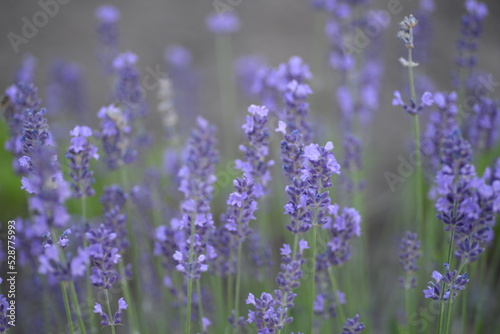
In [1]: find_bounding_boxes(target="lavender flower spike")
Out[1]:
[398,231,421,289]
[97,104,136,170]
[66,125,99,198]
[174,116,219,279]
[96,5,120,74]
[423,263,469,301]
[392,90,433,115]
[342,314,365,334]
[236,104,274,198]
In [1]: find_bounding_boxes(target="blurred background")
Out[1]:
[1,0,500,332]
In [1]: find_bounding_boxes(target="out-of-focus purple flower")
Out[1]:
[320,205,362,267]
[455,0,488,70]
[112,51,148,121]
[340,133,363,194]
[236,105,274,198]
[0,292,12,332]
[46,60,85,119]
[97,104,137,170]
[398,231,421,289]
[66,125,99,198]
[342,314,365,334]
[101,185,129,251]
[20,145,71,234]
[423,91,459,173]
[423,263,469,301]
[246,240,308,332]
[392,90,433,115]
[38,233,89,282]
[174,117,219,279]
[96,5,120,74]
[164,45,199,130]
[206,12,240,34]
[235,55,268,99]
[86,224,121,289]
[3,83,41,173]
[468,97,499,151]
[15,53,36,84]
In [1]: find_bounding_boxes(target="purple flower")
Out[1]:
[15,53,36,84]
[455,0,488,70]
[468,97,499,151]
[392,90,434,115]
[423,91,459,172]
[20,145,71,234]
[246,241,308,332]
[206,12,240,34]
[46,60,85,119]
[97,104,137,170]
[66,125,99,198]
[174,117,219,279]
[398,231,421,289]
[96,5,120,74]
[86,227,121,289]
[423,263,469,301]
[321,205,362,267]
[236,105,274,198]
[285,141,340,234]
[342,314,365,334]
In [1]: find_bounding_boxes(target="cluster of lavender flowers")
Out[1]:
[398,232,421,289]
[284,141,341,234]
[246,240,309,333]
[172,116,219,279]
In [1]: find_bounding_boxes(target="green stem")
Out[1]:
[437,230,456,334]
[105,290,116,334]
[310,225,318,333]
[61,282,75,333]
[186,278,193,334]
[82,196,97,334]
[118,261,139,332]
[328,267,346,333]
[233,242,243,334]
[215,34,238,158]
[405,287,413,334]
[460,272,468,334]
[120,167,142,332]
[408,46,424,243]
[69,282,87,334]
[197,279,205,332]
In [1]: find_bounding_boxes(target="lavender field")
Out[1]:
[1,0,499,333]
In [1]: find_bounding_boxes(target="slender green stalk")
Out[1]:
[105,290,117,334]
[460,276,468,334]
[197,279,205,332]
[82,196,98,334]
[211,275,225,332]
[119,167,143,332]
[118,261,139,332]
[328,267,346,333]
[233,242,243,334]
[215,34,238,158]
[61,282,75,333]
[405,287,413,334]
[186,278,193,334]
[437,230,455,334]
[69,282,87,334]
[407,46,424,244]
[310,225,318,333]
